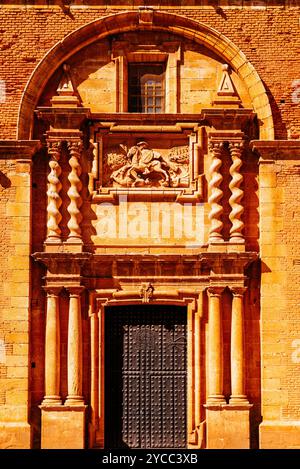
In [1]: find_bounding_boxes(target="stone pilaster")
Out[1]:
[65,286,84,405]
[207,287,226,404]
[42,286,62,405]
[229,286,249,404]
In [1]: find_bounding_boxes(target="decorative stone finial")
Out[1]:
[51,63,80,108]
[212,64,241,109]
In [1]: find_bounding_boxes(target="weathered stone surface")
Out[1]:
[0,4,299,450]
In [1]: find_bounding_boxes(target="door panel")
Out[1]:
[105,305,187,449]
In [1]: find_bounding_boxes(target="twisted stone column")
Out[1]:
[230,287,248,404]
[46,141,62,242]
[207,287,226,404]
[229,142,244,243]
[42,287,62,405]
[65,286,84,405]
[208,142,224,243]
[67,141,83,241]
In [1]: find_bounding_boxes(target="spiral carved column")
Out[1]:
[67,140,83,242]
[46,141,62,242]
[229,141,244,243]
[208,142,224,243]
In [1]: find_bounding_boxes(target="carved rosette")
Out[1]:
[208,142,224,242]
[229,142,244,242]
[67,140,83,240]
[46,141,62,241]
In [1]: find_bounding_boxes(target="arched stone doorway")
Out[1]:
[29,9,264,449]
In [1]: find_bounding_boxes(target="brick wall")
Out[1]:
[0,2,299,449]
[0,3,299,139]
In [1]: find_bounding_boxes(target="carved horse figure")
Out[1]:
[127,141,170,187]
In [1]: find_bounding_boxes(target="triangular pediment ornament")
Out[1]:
[51,64,80,108]
[213,64,242,108]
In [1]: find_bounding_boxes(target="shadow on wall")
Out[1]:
[245,259,262,449]
[0,171,11,189]
[262,80,287,140]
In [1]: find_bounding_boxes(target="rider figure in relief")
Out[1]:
[109,141,189,188]
[126,141,169,187]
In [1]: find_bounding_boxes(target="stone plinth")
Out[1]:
[40,406,87,449]
[205,404,252,449]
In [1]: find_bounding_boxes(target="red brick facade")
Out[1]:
[0,1,299,449]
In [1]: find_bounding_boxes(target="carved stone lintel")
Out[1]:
[140,282,154,303]
[229,141,245,243]
[67,140,83,241]
[46,141,62,242]
[208,142,224,243]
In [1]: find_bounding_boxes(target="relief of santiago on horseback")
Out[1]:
[109,141,189,188]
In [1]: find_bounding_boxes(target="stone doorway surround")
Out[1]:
[33,251,256,449]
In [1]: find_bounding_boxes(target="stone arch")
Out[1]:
[17,10,273,140]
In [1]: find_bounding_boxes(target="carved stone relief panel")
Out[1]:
[104,141,189,189]
[89,122,205,203]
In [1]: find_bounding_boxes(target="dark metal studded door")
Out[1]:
[105,305,187,449]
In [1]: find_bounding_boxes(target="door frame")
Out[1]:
[88,287,204,449]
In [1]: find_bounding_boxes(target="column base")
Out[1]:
[65,237,83,244]
[41,396,62,406]
[205,403,252,449]
[229,237,245,243]
[40,405,87,449]
[65,396,85,406]
[229,396,249,405]
[206,395,226,404]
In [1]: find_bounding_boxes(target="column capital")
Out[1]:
[66,286,85,297]
[208,140,224,151]
[66,139,83,151]
[230,286,247,297]
[207,286,225,297]
[46,139,63,150]
[43,286,63,296]
[228,140,245,151]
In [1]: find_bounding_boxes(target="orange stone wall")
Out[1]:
[0,2,299,139]
[0,146,33,448]
[255,141,300,448]
[0,1,299,450]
